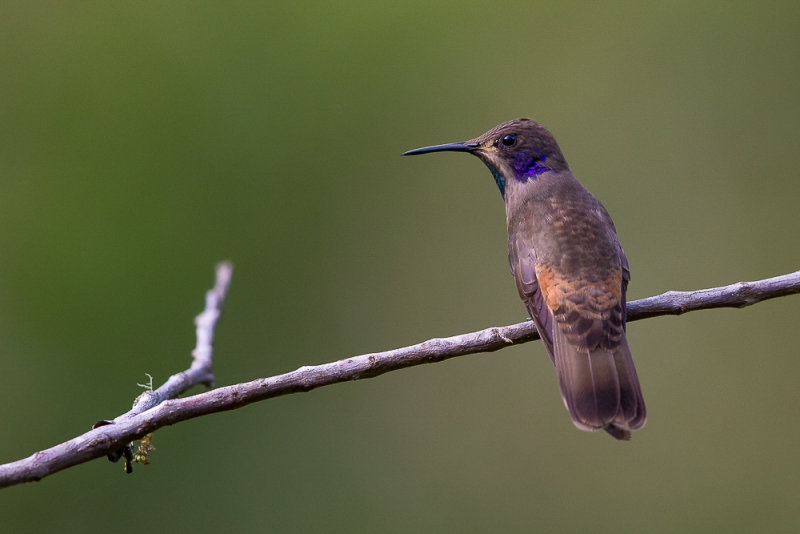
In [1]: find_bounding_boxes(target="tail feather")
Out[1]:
[552,325,646,439]
[612,335,646,429]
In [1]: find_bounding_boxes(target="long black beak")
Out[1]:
[402,141,479,156]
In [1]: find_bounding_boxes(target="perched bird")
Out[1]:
[403,119,646,440]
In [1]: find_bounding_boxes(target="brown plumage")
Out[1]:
[404,118,646,439]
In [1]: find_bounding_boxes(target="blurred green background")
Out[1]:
[2,1,799,532]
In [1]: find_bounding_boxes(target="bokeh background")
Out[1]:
[2,2,799,532]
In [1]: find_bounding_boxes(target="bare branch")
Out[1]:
[0,262,234,486]
[127,261,232,417]
[626,270,800,318]
[1,269,798,488]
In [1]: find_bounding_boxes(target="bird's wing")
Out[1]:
[508,234,555,359]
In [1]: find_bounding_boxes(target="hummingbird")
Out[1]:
[403,118,646,440]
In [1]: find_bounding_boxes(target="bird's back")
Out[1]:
[506,171,626,354]
[506,171,645,437]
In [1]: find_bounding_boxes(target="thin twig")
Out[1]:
[126,261,232,416]
[0,269,798,488]
[124,262,231,460]
[3,262,234,485]
[88,262,233,472]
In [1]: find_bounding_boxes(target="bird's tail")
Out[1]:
[552,326,646,440]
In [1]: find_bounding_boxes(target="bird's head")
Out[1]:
[403,118,569,197]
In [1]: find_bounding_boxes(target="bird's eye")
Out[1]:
[500,134,517,147]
